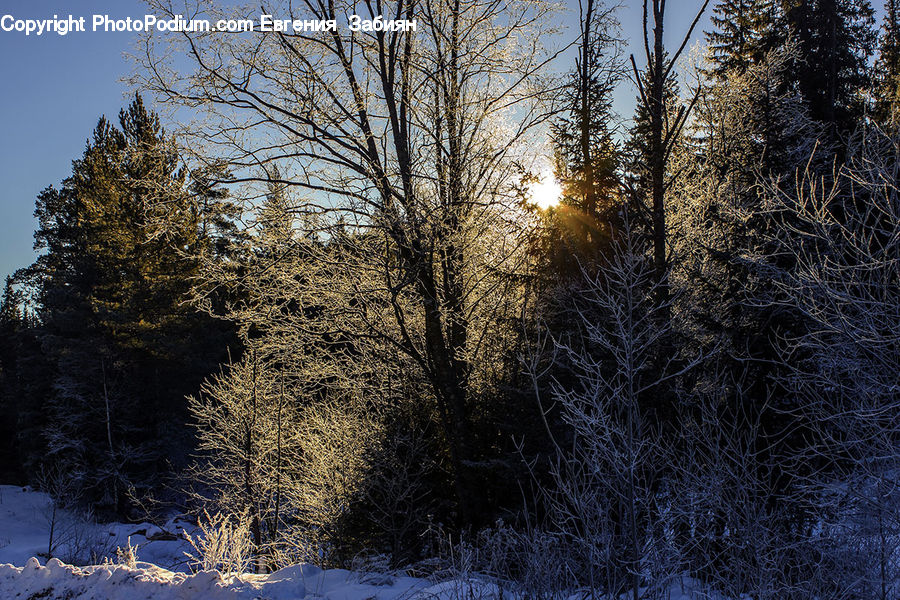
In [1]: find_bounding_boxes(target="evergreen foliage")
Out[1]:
[874,0,900,125]
[548,0,622,265]
[706,0,779,77]
[7,96,236,514]
[784,0,877,135]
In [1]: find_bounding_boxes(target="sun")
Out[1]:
[528,172,562,209]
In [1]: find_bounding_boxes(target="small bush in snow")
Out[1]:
[116,536,138,568]
[184,509,254,574]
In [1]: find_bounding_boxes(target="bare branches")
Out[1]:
[527,212,703,599]
[626,0,709,293]
[138,0,560,523]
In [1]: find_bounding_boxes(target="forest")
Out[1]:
[1,0,899,598]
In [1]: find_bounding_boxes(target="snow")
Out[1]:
[0,485,53,566]
[0,485,709,600]
[0,559,442,600]
[0,559,711,600]
[0,484,194,571]
[0,553,484,600]
[0,485,441,600]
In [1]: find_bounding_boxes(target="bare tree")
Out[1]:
[762,128,900,600]
[187,352,298,570]
[626,0,710,303]
[527,212,701,600]
[137,0,561,524]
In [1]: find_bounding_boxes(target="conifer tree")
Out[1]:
[623,64,681,215]
[17,96,235,513]
[874,0,900,125]
[0,277,21,325]
[706,0,779,77]
[190,165,245,261]
[673,4,848,585]
[621,0,710,310]
[549,0,622,262]
[784,0,877,135]
[258,170,294,248]
[536,0,624,347]
[0,277,24,482]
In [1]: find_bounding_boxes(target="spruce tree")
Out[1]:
[535,0,624,474]
[706,0,780,77]
[623,61,681,228]
[549,0,621,261]
[874,0,900,125]
[190,165,245,260]
[537,0,623,384]
[784,0,877,135]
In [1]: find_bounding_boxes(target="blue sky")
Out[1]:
[0,0,147,282]
[0,0,872,283]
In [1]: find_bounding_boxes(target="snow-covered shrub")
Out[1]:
[188,352,386,570]
[526,217,698,599]
[349,553,395,585]
[184,509,254,574]
[37,465,80,561]
[417,519,576,600]
[287,398,383,566]
[472,524,574,600]
[116,537,138,568]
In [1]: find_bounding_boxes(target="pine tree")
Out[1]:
[18,96,235,513]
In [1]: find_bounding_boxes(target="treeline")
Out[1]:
[0,97,240,514]
[0,0,899,597]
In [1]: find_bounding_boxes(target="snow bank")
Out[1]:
[0,557,443,600]
[0,557,300,600]
[0,558,712,600]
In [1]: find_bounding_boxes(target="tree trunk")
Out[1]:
[649,1,668,308]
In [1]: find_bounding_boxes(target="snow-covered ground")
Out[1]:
[0,484,194,570]
[0,485,449,600]
[0,485,708,600]
[0,557,445,600]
